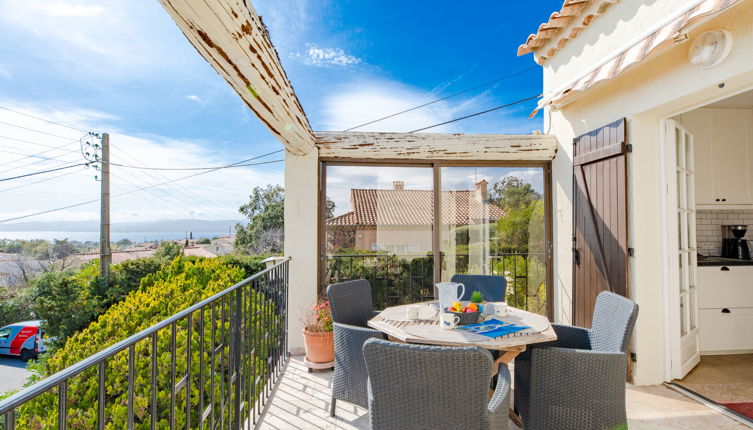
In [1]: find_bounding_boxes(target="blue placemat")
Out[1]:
[455,318,529,338]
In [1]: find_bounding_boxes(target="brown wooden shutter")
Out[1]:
[572,118,628,328]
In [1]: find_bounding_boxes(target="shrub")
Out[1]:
[218,254,270,279]
[14,257,277,429]
[30,258,165,345]
[195,238,211,245]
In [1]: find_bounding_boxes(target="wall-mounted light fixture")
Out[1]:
[689,30,733,68]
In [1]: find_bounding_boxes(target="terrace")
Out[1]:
[3,0,753,429]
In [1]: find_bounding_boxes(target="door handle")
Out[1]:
[722,308,731,314]
[573,248,581,265]
[721,266,730,271]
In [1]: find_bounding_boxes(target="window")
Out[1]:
[0,327,11,340]
[321,161,551,315]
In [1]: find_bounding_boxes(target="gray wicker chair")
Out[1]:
[326,279,385,417]
[362,338,510,430]
[514,291,639,430]
[450,274,507,302]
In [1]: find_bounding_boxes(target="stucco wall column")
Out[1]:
[284,149,319,354]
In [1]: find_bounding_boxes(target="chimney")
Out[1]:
[475,179,488,202]
[393,181,404,190]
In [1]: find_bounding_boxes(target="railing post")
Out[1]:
[233,287,242,429]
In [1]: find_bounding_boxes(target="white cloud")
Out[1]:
[0,65,12,80]
[320,79,469,133]
[298,45,361,67]
[0,0,196,79]
[41,2,105,17]
[0,101,282,224]
[185,95,205,104]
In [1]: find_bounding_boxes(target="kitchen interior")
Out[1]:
[673,88,753,417]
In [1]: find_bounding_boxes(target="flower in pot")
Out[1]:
[302,300,334,364]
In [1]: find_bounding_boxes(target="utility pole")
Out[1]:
[100,133,111,281]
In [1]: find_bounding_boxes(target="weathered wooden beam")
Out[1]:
[315,132,558,161]
[158,0,315,155]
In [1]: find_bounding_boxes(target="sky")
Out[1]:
[0,0,561,226]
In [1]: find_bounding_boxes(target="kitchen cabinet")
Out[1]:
[678,108,753,207]
[698,265,753,352]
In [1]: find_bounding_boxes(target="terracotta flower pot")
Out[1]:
[303,330,334,363]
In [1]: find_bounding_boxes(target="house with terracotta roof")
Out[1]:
[326,180,504,254]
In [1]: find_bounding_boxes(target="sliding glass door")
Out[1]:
[322,165,435,308]
[439,166,548,314]
[321,162,551,316]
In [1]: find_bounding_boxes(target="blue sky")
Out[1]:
[0,0,560,224]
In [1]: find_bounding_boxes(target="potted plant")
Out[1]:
[302,299,334,365]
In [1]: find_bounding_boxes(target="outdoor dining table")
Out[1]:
[367,301,557,426]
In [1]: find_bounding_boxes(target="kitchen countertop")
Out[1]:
[697,256,753,266]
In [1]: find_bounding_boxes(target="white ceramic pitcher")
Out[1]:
[436,282,465,311]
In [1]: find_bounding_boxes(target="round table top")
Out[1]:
[367,302,557,351]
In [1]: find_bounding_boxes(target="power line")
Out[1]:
[0,119,82,141]
[0,138,81,171]
[109,145,236,218]
[108,149,284,171]
[0,105,89,134]
[0,135,81,155]
[108,142,272,215]
[343,66,538,131]
[0,168,89,193]
[408,94,541,133]
[0,159,283,223]
[0,163,87,182]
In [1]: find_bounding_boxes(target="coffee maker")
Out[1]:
[722,225,751,260]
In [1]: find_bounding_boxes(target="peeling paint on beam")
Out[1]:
[158,0,314,156]
[315,132,558,161]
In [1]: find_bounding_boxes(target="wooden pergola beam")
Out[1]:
[315,132,558,161]
[158,0,315,155]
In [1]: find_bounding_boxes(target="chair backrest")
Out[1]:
[590,291,639,353]
[450,274,507,302]
[326,279,374,327]
[363,338,493,430]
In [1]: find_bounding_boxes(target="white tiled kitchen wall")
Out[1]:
[696,209,753,255]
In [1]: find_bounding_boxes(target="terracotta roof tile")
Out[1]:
[518,0,619,63]
[327,189,505,227]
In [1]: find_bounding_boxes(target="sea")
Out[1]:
[0,231,230,243]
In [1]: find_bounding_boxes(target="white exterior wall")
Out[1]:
[545,1,753,385]
[284,149,319,353]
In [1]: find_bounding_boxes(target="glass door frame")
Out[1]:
[318,159,554,320]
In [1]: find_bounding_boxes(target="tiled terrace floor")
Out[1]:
[257,355,750,430]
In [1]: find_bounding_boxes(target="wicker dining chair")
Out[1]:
[362,338,511,430]
[326,279,385,417]
[450,274,507,302]
[514,291,639,430]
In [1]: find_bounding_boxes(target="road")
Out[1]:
[0,356,31,395]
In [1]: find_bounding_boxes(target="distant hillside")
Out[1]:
[0,219,244,233]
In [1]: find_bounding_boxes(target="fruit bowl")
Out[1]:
[448,310,481,325]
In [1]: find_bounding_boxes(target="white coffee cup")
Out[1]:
[406,305,420,320]
[439,312,460,329]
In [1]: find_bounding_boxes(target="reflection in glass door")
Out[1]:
[323,165,435,309]
[440,167,548,314]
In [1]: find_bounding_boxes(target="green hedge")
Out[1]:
[12,257,277,429]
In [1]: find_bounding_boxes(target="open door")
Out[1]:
[665,119,700,379]
[572,119,629,328]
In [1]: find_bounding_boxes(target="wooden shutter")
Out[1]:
[572,118,628,328]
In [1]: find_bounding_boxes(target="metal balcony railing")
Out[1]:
[324,253,547,314]
[0,258,290,429]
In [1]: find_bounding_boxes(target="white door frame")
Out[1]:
[658,83,753,382]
